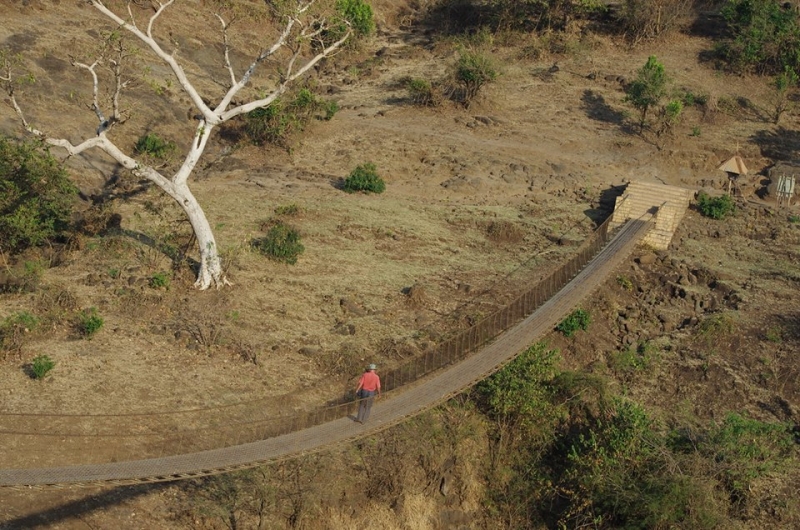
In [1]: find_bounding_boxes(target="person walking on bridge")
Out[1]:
[355,364,381,424]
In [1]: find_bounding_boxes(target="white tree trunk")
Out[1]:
[171,182,225,290]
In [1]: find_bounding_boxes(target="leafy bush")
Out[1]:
[245,89,338,147]
[718,0,800,75]
[612,342,657,376]
[551,399,727,529]
[0,259,47,293]
[617,275,634,290]
[696,413,796,500]
[477,342,561,434]
[30,353,55,380]
[764,325,783,343]
[454,50,499,106]
[0,136,77,253]
[557,308,591,337]
[656,99,683,137]
[274,203,300,216]
[697,191,735,219]
[699,313,735,335]
[323,100,340,120]
[253,222,305,265]
[0,311,39,356]
[407,77,441,107]
[679,89,708,108]
[149,271,170,289]
[343,163,386,194]
[134,133,176,160]
[77,307,104,339]
[335,0,375,38]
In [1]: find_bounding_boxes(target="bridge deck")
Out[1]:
[0,218,652,488]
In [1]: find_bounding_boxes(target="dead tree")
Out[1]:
[2,0,370,289]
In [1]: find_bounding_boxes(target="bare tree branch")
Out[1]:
[90,0,216,123]
[147,0,174,40]
[70,59,107,129]
[215,13,237,88]
[220,28,352,121]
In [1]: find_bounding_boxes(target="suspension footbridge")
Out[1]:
[0,181,692,488]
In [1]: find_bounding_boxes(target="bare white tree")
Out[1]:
[2,0,371,289]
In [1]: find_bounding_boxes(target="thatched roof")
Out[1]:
[718,155,748,175]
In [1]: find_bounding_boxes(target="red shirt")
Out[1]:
[358,371,381,392]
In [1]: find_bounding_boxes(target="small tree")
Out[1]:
[625,55,668,131]
[2,1,373,289]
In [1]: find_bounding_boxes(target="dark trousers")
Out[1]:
[356,390,376,423]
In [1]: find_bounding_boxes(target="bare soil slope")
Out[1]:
[0,0,798,528]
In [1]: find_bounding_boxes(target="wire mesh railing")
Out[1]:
[0,216,618,469]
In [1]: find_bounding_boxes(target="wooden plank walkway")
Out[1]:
[0,218,652,488]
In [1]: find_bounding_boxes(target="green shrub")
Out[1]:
[30,353,55,380]
[245,89,338,147]
[343,163,386,194]
[764,325,783,342]
[616,275,634,290]
[718,0,800,74]
[552,399,726,528]
[772,65,798,123]
[680,89,708,108]
[699,413,795,499]
[78,307,104,339]
[455,50,498,106]
[0,136,77,253]
[612,342,657,375]
[657,99,683,136]
[789,214,800,223]
[134,133,176,160]
[274,203,300,216]
[253,222,305,264]
[477,342,561,433]
[149,271,170,289]
[557,308,591,337]
[696,191,735,219]
[323,100,340,121]
[0,311,39,355]
[407,77,441,107]
[335,0,375,37]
